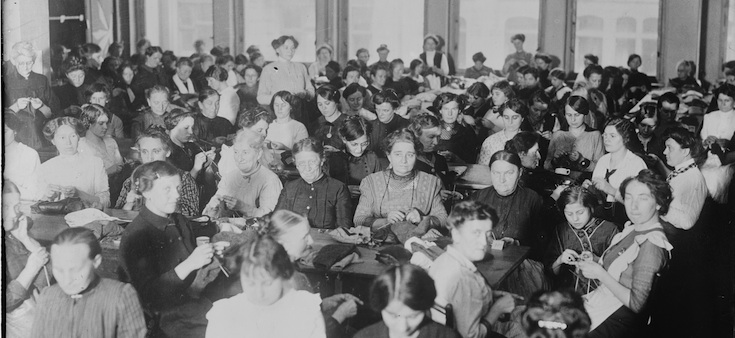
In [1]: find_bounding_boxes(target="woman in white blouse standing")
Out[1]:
[257,35,315,105]
[419,34,449,77]
[38,117,110,208]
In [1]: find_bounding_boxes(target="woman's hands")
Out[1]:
[323,293,364,323]
[26,247,50,273]
[123,190,141,208]
[386,210,406,224]
[574,260,608,280]
[558,249,580,265]
[583,178,616,197]
[405,208,423,224]
[176,244,214,279]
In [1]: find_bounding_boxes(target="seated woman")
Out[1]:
[115,128,199,216]
[4,113,41,200]
[235,64,261,109]
[407,59,429,94]
[505,131,565,199]
[478,99,530,166]
[110,61,136,119]
[54,56,89,111]
[4,181,51,338]
[355,264,461,338]
[77,104,124,176]
[131,85,177,140]
[545,68,572,115]
[204,65,240,125]
[257,35,314,105]
[470,151,546,260]
[342,83,377,121]
[266,90,309,153]
[312,85,347,151]
[369,89,409,157]
[204,129,282,218]
[465,52,496,80]
[168,57,201,98]
[85,83,126,139]
[520,289,592,338]
[480,80,514,134]
[408,113,449,185]
[545,96,605,175]
[38,117,110,208]
[429,200,525,338]
[219,106,279,174]
[668,60,702,93]
[193,88,235,144]
[576,170,672,337]
[585,118,647,225]
[206,234,325,338]
[328,115,388,194]
[309,43,334,80]
[545,186,618,294]
[463,82,492,131]
[276,138,352,229]
[120,161,223,338]
[354,129,447,233]
[164,108,213,181]
[433,92,480,163]
[130,46,166,109]
[384,59,417,100]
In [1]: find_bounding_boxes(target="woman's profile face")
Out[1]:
[382,300,425,337]
[344,135,369,157]
[67,70,86,88]
[346,91,364,111]
[375,102,395,123]
[142,174,181,216]
[249,119,269,138]
[273,96,292,119]
[52,124,80,156]
[491,89,507,107]
[89,114,109,138]
[277,220,313,261]
[628,57,641,70]
[276,39,297,61]
[4,125,17,146]
[490,159,520,196]
[372,69,388,87]
[536,58,549,70]
[602,125,625,153]
[170,116,196,145]
[122,67,135,85]
[2,191,21,232]
[564,202,592,229]
[198,94,220,118]
[388,141,416,176]
[316,95,338,118]
[520,143,540,169]
[451,219,492,262]
[623,180,659,225]
[392,63,404,79]
[501,108,523,132]
[550,77,563,88]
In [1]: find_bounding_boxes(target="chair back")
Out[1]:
[429,303,455,329]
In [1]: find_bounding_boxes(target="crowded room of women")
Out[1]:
[3,1,734,337]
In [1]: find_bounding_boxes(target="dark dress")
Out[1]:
[131,64,167,109]
[311,113,347,150]
[327,150,388,186]
[119,206,218,337]
[169,142,202,172]
[354,319,461,338]
[3,68,58,147]
[436,122,479,164]
[54,82,88,111]
[193,113,235,143]
[369,115,409,157]
[275,175,353,229]
[415,152,450,187]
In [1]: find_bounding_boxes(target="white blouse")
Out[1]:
[4,142,41,200]
[38,153,110,207]
[592,150,647,202]
[266,119,309,152]
[78,137,123,174]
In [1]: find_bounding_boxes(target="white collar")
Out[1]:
[172,75,194,94]
[674,158,695,170]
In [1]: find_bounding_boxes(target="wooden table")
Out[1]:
[449,164,493,191]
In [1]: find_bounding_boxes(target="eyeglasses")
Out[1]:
[295,160,320,168]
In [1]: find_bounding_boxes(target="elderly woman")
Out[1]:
[257,35,314,105]
[168,57,200,96]
[5,41,54,149]
[131,85,176,140]
[131,46,166,109]
[4,113,41,200]
[312,85,347,151]
[54,56,89,111]
[585,118,647,224]
[356,264,461,338]
[369,89,409,157]
[478,99,529,165]
[433,92,479,163]
[328,115,388,196]
[545,186,618,293]
[354,129,447,232]
[419,34,449,77]
[668,60,701,93]
[576,170,672,337]
[204,129,283,218]
[38,117,109,208]
[309,44,334,80]
[266,90,309,153]
[77,104,124,176]
[341,83,377,121]
[4,181,52,337]
[219,107,279,174]
[545,96,605,174]
[276,138,352,229]
[115,127,199,216]
[429,200,525,338]
[408,113,449,184]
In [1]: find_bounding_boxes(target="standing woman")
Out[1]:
[576,170,672,337]
[478,99,529,166]
[258,35,314,105]
[131,85,175,140]
[328,115,388,195]
[38,117,110,208]
[276,138,353,229]
[433,93,479,163]
[312,85,347,151]
[120,161,222,338]
[419,34,449,77]
[585,118,647,225]
[266,90,309,153]
[545,96,605,174]
[77,104,124,176]
[354,129,447,232]
[369,89,410,157]
[309,44,334,80]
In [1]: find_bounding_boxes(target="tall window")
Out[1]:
[727,1,735,61]
[348,0,424,65]
[458,0,540,70]
[243,0,316,62]
[575,0,659,75]
[144,0,213,56]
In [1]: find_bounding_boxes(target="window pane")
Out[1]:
[458,0,539,70]
[575,0,659,75]
[145,0,213,56]
[243,0,316,62]
[727,2,735,61]
[348,0,424,65]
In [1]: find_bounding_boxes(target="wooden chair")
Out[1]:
[429,302,455,329]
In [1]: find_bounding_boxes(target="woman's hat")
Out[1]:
[377,44,390,53]
[423,34,439,45]
[472,52,487,63]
